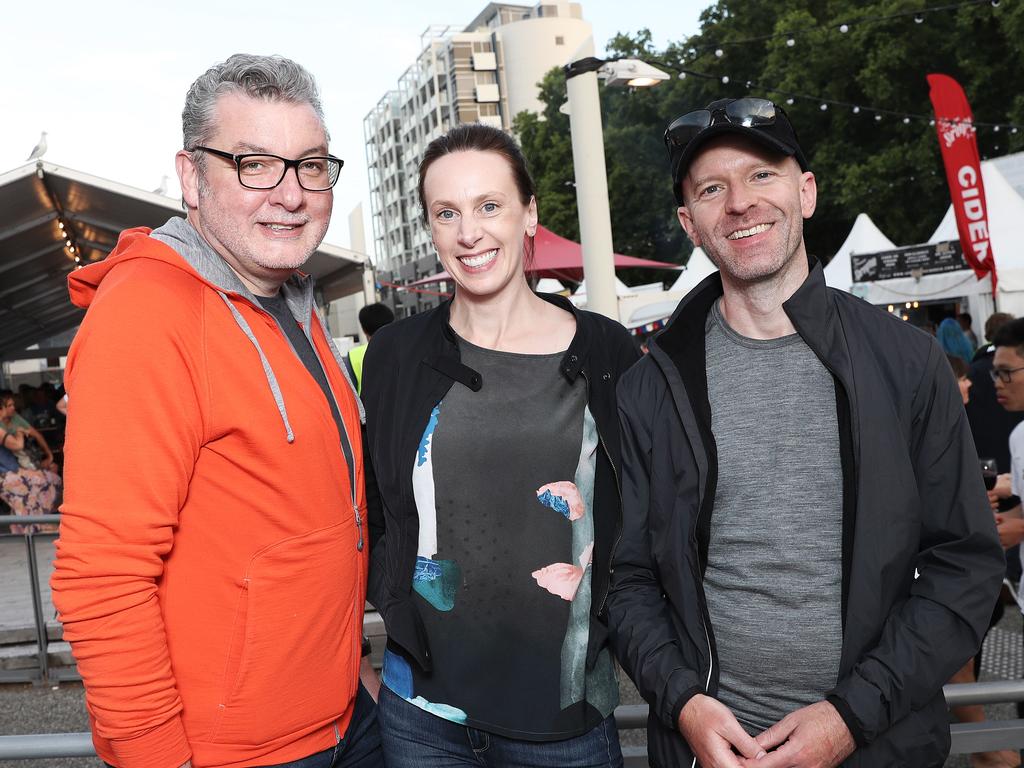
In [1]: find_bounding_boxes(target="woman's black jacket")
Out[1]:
[361,293,639,673]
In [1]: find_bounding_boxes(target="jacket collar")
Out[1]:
[424,292,591,384]
[151,216,316,320]
[656,255,841,367]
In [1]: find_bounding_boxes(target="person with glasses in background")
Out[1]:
[51,54,381,768]
[606,97,1004,768]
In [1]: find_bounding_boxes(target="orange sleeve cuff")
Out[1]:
[108,715,191,768]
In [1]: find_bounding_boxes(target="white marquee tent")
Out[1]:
[823,213,896,290]
[670,247,718,294]
[828,161,1024,322]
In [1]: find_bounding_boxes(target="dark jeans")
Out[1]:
[377,684,623,768]
[104,684,384,768]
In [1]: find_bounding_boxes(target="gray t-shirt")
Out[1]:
[704,299,843,732]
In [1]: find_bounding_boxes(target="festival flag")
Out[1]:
[927,73,996,288]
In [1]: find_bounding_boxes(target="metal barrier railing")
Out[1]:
[1,698,1024,763]
[3,514,1024,761]
[0,515,63,685]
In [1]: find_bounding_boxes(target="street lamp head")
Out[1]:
[600,59,671,89]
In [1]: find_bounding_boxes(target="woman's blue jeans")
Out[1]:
[377,684,623,768]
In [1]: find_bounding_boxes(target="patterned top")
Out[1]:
[381,337,618,740]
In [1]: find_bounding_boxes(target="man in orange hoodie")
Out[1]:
[51,54,381,768]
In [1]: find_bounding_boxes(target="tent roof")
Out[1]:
[992,150,1024,200]
[669,247,718,294]
[0,162,367,360]
[824,213,897,291]
[410,224,679,285]
[850,160,1024,310]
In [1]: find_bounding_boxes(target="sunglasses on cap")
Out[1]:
[665,98,780,151]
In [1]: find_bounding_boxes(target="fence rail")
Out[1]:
[3,515,1024,761]
[2,699,1024,763]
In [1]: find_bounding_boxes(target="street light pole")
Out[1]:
[564,37,618,320]
[563,45,670,320]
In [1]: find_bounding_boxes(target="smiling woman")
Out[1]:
[360,124,639,767]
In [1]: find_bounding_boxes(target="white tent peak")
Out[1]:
[824,213,896,292]
[670,247,718,294]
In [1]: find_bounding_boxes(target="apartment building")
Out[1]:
[364,1,590,316]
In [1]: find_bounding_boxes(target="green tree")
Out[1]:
[515,0,1024,266]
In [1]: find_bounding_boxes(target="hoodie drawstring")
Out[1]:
[216,291,295,443]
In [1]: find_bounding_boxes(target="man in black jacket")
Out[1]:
[606,97,1005,768]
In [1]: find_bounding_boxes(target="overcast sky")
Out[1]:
[0,0,707,255]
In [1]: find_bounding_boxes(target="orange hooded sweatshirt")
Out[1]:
[51,220,368,768]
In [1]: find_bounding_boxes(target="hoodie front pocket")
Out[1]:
[210,522,359,746]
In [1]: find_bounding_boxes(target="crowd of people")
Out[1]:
[20,51,1015,768]
[0,386,63,533]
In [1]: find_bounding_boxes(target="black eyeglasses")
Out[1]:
[665,98,779,153]
[990,366,1024,384]
[192,146,343,191]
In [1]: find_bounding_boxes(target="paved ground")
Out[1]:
[0,534,1019,767]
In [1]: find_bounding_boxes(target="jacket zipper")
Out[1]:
[580,368,624,620]
[689,456,716,768]
[300,321,364,553]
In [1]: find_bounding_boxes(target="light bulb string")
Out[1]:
[37,168,85,267]
[683,0,998,59]
[643,62,1022,132]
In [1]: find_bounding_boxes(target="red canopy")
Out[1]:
[410,225,678,285]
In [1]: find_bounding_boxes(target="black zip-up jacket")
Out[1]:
[607,258,1004,768]
[361,293,638,674]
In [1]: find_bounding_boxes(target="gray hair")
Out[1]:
[183,53,329,166]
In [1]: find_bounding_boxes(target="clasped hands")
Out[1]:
[678,694,856,768]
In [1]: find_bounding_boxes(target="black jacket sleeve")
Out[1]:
[827,340,1004,744]
[606,363,704,731]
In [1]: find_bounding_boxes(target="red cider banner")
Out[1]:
[927,73,996,287]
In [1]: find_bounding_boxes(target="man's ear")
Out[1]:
[176,150,200,210]
[799,171,817,220]
[677,205,702,247]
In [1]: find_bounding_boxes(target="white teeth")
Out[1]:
[266,224,296,231]
[460,248,497,268]
[727,223,772,240]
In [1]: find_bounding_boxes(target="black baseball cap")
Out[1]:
[665,97,809,205]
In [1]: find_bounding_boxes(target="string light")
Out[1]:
[682,0,997,61]
[39,172,87,267]
[663,64,1024,135]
